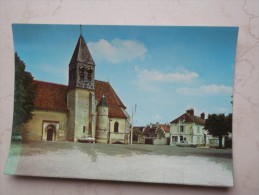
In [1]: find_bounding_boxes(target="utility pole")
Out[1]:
[131,104,137,144]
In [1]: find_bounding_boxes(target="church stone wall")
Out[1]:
[109,117,130,144]
[109,118,129,133]
[68,88,96,141]
[22,110,67,141]
[96,106,109,143]
[67,89,76,141]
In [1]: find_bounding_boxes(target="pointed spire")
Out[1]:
[98,95,108,107]
[69,29,95,65]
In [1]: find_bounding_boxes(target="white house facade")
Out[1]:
[170,109,209,146]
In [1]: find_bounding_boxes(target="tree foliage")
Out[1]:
[204,113,232,148]
[133,128,142,141]
[156,128,165,139]
[13,53,37,134]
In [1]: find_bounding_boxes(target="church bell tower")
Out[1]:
[67,28,96,142]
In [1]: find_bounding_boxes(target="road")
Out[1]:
[5,141,233,186]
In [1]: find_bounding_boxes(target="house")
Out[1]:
[22,33,131,144]
[169,109,207,146]
[142,123,170,145]
[132,126,145,143]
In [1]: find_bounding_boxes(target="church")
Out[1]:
[22,33,131,144]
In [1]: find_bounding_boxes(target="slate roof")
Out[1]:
[33,80,127,119]
[69,35,95,65]
[170,112,205,126]
[97,95,108,107]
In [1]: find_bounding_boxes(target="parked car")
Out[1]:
[78,136,95,143]
[176,142,197,147]
[11,133,22,141]
[112,141,124,144]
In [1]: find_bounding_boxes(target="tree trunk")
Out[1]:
[218,135,223,148]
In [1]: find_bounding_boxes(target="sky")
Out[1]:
[12,24,238,126]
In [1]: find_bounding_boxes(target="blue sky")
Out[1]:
[12,24,238,126]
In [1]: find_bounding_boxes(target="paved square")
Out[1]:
[5,142,233,186]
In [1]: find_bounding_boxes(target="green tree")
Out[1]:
[133,128,142,141]
[156,128,165,139]
[13,53,37,135]
[204,113,232,148]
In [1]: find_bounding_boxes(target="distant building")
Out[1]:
[133,126,145,142]
[169,109,208,146]
[22,33,131,144]
[142,123,170,145]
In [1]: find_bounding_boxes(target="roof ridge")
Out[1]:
[107,82,126,109]
[94,79,109,84]
[170,112,205,125]
[34,78,128,119]
[33,80,68,87]
[34,79,109,87]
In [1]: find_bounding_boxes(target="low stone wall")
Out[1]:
[153,138,167,145]
[110,132,127,144]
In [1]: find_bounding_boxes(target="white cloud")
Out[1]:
[88,39,147,63]
[216,107,231,113]
[153,114,163,120]
[135,67,199,83]
[37,64,68,84]
[176,84,233,95]
[40,64,66,76]
[137,81,160,93]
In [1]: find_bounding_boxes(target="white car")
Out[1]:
[176,142,197,147]
[11,134,22,141]
[78,136,95,143]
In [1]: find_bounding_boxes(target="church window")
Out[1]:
[79,66,86,80]
[83,126,86,133]
[114,122,119,133]
[86,67,93,81]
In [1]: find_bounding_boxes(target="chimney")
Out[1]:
[200,113,205,119]
[186,108,194,116]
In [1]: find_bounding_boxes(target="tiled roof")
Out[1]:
[33,80,128,119]
[142,126,157,137]
[170,112,205,125]
[95,80,127,119]
[133,126,145,132]
[142,124,170,136]
[33,80,68,112]
[159,124,170,133]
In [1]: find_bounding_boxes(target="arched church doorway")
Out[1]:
[46,125,56,141]
[47,129,54,141]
